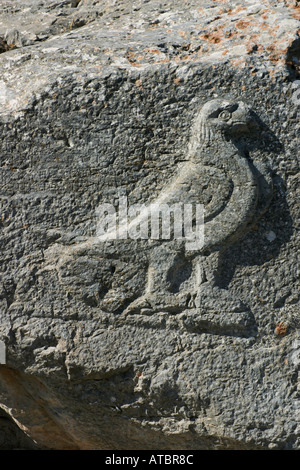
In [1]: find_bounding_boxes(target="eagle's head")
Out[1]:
[202,99,254,133]
[189,99,257,150]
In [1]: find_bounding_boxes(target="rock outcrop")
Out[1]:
[0,0,299,450]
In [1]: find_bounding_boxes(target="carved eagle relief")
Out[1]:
[119,99,273,335]
[45,99,273,336]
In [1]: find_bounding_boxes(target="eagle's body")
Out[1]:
[123,99,272,329]
[49,99,272,333]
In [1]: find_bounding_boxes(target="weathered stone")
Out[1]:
[0,0,299,450]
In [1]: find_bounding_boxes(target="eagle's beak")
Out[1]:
[232,102,259,133]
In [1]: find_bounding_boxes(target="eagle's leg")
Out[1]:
[187,252,219,307]
[188,252,248,313]
[123,243,187,314]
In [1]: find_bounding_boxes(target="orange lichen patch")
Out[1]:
[235,20,251,29]
[224,31,234,39]
[275,36,290,46]
[178,30,187,38]
[196,48,205,56]
[200,31,223,44]
[230,58,247,68]
[257,44,265,53]
[268,68,280,78]
[260,7,272,14]
[174,55,196,63]
[259,22,271,31]
[209,15,221,23]
[146,48,161,54]
[246,42,261,54]
[257,8,272,19]
[126,51,145,65]
[211,36,222,44]
[173,77,181,85]
[292,7,300,20]
[228,5,246,15]
[156,57,170,63]
[275,321,288,336]
[268,47,289,64]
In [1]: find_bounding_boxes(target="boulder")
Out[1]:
[0,0,299,450]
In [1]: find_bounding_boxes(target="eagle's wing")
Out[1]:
[152,153,263,253]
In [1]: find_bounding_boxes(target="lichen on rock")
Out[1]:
[0,0,299,450]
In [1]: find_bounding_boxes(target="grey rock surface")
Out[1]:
[0,0,299,450]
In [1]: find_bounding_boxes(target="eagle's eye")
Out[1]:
[219,110,231,121]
